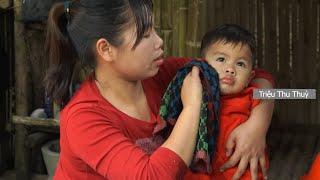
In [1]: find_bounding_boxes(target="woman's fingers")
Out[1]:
[232,157,249,180]
[259,156,268,179]
[225,133,236,157]
[250,158,258,180]
[220,149,241,171]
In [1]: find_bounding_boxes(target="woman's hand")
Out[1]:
[220,119,268,180]
[162,66,203,165]
[181,66,203,108]
[220,99,274,180]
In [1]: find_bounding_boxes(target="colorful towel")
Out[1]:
[157,59,220,173]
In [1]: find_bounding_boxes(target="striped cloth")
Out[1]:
[157,59,220,173]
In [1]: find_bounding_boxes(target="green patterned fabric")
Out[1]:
[157,60,220,173]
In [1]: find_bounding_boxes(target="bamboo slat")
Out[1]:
[186,0,201,57]
[307,0,319,125]
[153,0,161,33]
[206,0,215,30]
[317,1,320,126]
[263,0,278,76]
[160,0,172,56]
[239,0,250,29]
[172,0,188,56]
[277,0,290,126]
[256,0,264,68]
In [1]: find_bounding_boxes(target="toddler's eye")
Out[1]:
[236,62,246,67]
[216,57,225,62]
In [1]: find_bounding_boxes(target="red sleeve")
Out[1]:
[253,68,276,87]
[66,108,188,179]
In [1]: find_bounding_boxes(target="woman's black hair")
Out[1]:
[44,0,153,106]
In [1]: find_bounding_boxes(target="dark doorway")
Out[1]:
[0,5,14,174]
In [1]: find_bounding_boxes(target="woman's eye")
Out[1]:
[237,62,246,67]
[216,57,225,62]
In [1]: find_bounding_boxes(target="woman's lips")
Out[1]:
[154,58,164,66]
[154,53,164,66]
[220,77,235,85]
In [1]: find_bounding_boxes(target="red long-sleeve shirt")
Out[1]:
[54,57,273,180]
[184,86,269,180]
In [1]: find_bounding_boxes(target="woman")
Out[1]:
[45,0,274,179]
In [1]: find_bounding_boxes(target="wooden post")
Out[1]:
[0,0,10,9]
[14,0,29,116]
[14,0,31,179]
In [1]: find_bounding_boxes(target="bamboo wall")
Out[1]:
[154,0,320,127]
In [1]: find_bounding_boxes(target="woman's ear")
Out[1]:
[95,38,114,62]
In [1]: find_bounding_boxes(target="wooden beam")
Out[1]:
[0,0,10,9]
[14,0,29,116]
[12,115,59,127]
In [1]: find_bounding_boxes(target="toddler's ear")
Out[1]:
[247,70,256,86]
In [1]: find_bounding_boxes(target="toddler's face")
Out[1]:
[204,41,255,95]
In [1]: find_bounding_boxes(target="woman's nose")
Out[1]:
[154,32,163,49]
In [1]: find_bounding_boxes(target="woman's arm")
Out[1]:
[220,78,274,180]
[162,66,203,165]
[66,67,202,179]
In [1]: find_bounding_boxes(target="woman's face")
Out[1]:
[111,25,164,81]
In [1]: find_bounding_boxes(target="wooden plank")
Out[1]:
[15,124,31,180]
[206,0,216,30]
[277,0,290,126]
[307,0,320,125]
[186,0,201,57]
[161,0,173,56]
[288,0,304,125]
[14,0,30,116]
[225,0,233,24]
[12,115,59,127]
[171,0,187,56]
[153,0,161,34]
[229,0,239,24]
[214,0,225,27]
[317,0,320,126]
[256,0,264,68]
[263,0,278,76]
[239,0,250,29]
[198,0,207,58]
[0,0,10,9]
